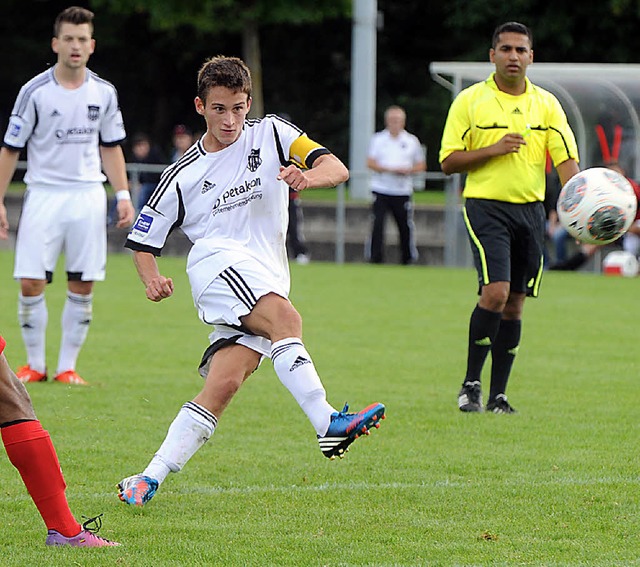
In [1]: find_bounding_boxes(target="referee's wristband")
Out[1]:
[115,190,132,202]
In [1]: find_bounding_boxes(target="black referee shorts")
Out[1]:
[463,198,546,297]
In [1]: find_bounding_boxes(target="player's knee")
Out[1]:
[20,279,46,297]
[0,381,36,424]
[480,285,509,311]
[265,298,302,339]
[279,306,302,336]
[503,293,525,319]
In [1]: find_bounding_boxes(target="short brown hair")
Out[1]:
[54,6,94,37]
[197,56,252,103]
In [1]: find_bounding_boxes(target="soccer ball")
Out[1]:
[557,167,638,245]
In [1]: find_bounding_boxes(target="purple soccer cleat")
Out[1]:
[45,514,119,547]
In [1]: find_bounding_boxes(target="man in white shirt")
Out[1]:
[0,7,135,386]
[366,105,426,264]
[117,55,385,507]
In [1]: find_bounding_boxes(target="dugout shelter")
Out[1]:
[430,62,640,266]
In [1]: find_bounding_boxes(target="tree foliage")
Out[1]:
[92,0,351,32]
[3,0,640,167]
[90,0,351,118]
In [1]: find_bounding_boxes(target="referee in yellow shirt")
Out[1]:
[439,22,580,413]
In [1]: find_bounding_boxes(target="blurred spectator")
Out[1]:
[171,124,193,162]
[623,217,640,258]
[279,112,310,264]
[365,105,426,265]
[130,133,166,211]
[612,163,640,259]
[544,156,571,267]
[288,187,309,264]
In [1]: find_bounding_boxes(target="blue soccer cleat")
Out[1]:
[117,474,159,507]
[317,402,386,459]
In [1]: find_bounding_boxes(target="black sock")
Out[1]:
[489,319,522,401]
[464,305,502,385]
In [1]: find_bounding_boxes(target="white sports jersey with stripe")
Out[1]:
[3,66,126,187]
[125,115,327,304]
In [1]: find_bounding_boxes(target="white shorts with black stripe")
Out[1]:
[195,258,289,369]
[14,184,107,282]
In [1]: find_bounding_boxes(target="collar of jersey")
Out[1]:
[485,72,533,98]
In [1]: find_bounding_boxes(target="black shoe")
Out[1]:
[458,381,483,412]
[486,393,517,414]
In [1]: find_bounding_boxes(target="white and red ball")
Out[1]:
[557,167,637,245]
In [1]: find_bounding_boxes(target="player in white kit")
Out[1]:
[0,7,135,386]
[117,56,386,507]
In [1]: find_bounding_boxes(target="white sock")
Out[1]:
[18,293,47,373]
[271,338,335,436]
[142,402,217,484]
[56,291,92,374]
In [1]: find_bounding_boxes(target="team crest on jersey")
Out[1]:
[87,105,100,121]
[8,122,21,137]
[201,180,216,194]
[247,149,262,172]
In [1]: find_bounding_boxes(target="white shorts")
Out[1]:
[195,259,290,376]
[14,184,107,282]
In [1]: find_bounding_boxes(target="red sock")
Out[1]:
[1,420,81,537]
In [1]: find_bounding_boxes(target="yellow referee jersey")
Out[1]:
[439,73,579,203]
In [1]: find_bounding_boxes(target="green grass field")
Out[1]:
[0,250,638,566]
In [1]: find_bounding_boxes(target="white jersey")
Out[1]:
[3,66,126,187]
[126,115,329,304]
[368,129,424,196]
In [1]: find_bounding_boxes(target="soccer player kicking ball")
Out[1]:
[0,335,118,547]
[118,56,385,507]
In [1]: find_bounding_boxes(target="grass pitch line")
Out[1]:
[1,474,637,505]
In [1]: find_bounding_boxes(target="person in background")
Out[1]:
[543,155,571,267]
[0,6,135,386]
[279,113,310,264]
[170,124,194,162]
[288,186,310,264]
[0,333,118,547]
[366,105,426,265]
[612,163,640,262]
[622,215,640,259]
[439,21,580,413]
[130,132,166,212]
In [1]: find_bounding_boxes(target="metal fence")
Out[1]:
[13,161,462,266]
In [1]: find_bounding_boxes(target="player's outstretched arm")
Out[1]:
[278,153,349,191]
[556,158,580,187]
[0,203,8,240]
[100,145,135,228]
[0,148,20,239]
[132,250,174,302]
